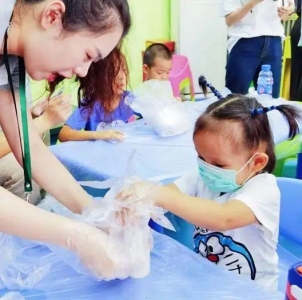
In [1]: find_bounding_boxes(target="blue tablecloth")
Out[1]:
[0,232,284,300]
[45,97,302,299]
[51,97,302,182]
[51,123,196,181]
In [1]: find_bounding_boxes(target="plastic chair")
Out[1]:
[277,177,302,245]
[281,152,302,180]
[169,54,195,101]
[281,158,298,178]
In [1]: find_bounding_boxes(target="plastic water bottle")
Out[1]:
[257,64,273,96]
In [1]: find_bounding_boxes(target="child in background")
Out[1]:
[59,53,134,142]
[120,94,302,290]
[143,43,173,81]
[142,43,182,101]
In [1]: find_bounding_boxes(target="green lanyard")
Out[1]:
[3,28,32,201]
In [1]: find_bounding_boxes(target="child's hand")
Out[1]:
[97,130,125,141]
[117,180,160,204]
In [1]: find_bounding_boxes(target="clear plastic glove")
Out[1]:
[117,180,159,203]
[81,177,175,278]
[115,178,175,231]
[65,221,129,280]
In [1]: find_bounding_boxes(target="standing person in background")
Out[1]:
[290,0,302,101]
[221,0,295,98]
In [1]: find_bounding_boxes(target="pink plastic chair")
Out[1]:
[169,54,195,101]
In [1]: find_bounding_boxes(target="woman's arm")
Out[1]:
[154,186,257,231]
[0,185,117,279]
[225,0,264,26]
[59,125,125,142]
[0,185,77,245]
[0,89,93,213]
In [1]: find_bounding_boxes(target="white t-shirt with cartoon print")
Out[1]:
[174,170,280,290]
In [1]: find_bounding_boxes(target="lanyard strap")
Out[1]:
[3,29,33,199]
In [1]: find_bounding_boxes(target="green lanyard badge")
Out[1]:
[3,28,32,202]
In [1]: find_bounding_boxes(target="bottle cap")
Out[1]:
[261,64,271,71]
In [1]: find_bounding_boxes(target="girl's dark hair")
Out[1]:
[79,47,129,115]
[24,0,131,110]
[198,75,223,100]
[194,94,302,173]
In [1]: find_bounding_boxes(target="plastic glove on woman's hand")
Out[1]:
[66,221,130,280]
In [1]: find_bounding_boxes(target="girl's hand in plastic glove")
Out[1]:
[117,180,159,204]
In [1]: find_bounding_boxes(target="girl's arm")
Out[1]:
[59,125,125,142]
[225,0,264,26]
[0,90,93,213]
[155,184,257,231]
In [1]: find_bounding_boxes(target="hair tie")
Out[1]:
[251,105,278,116]
[199,76,223,100]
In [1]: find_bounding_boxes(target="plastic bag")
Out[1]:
[0,177,174,289]
[39,176,174,280]
[126,80,191,137]
[0,231,61,290]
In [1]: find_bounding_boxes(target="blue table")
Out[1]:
[46,97,302,298]
[51,121,197,182]
[51,97,302,182]
[0,232,284,300]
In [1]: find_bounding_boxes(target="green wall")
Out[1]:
[31,0,171,104]
[124,0,171,89]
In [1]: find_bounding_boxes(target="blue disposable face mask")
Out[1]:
[197,154,257,193]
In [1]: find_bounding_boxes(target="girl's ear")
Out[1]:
[252,153,268,173]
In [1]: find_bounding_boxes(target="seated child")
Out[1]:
[121,93,302,290]
[143,43,172,81]
[59,56,134,142]
[142,43,182,102]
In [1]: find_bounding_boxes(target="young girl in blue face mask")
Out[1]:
[120,93,302,290]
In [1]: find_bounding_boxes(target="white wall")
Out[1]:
[171,0,228,93]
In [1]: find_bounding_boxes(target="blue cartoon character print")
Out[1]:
[194,231,256,280]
